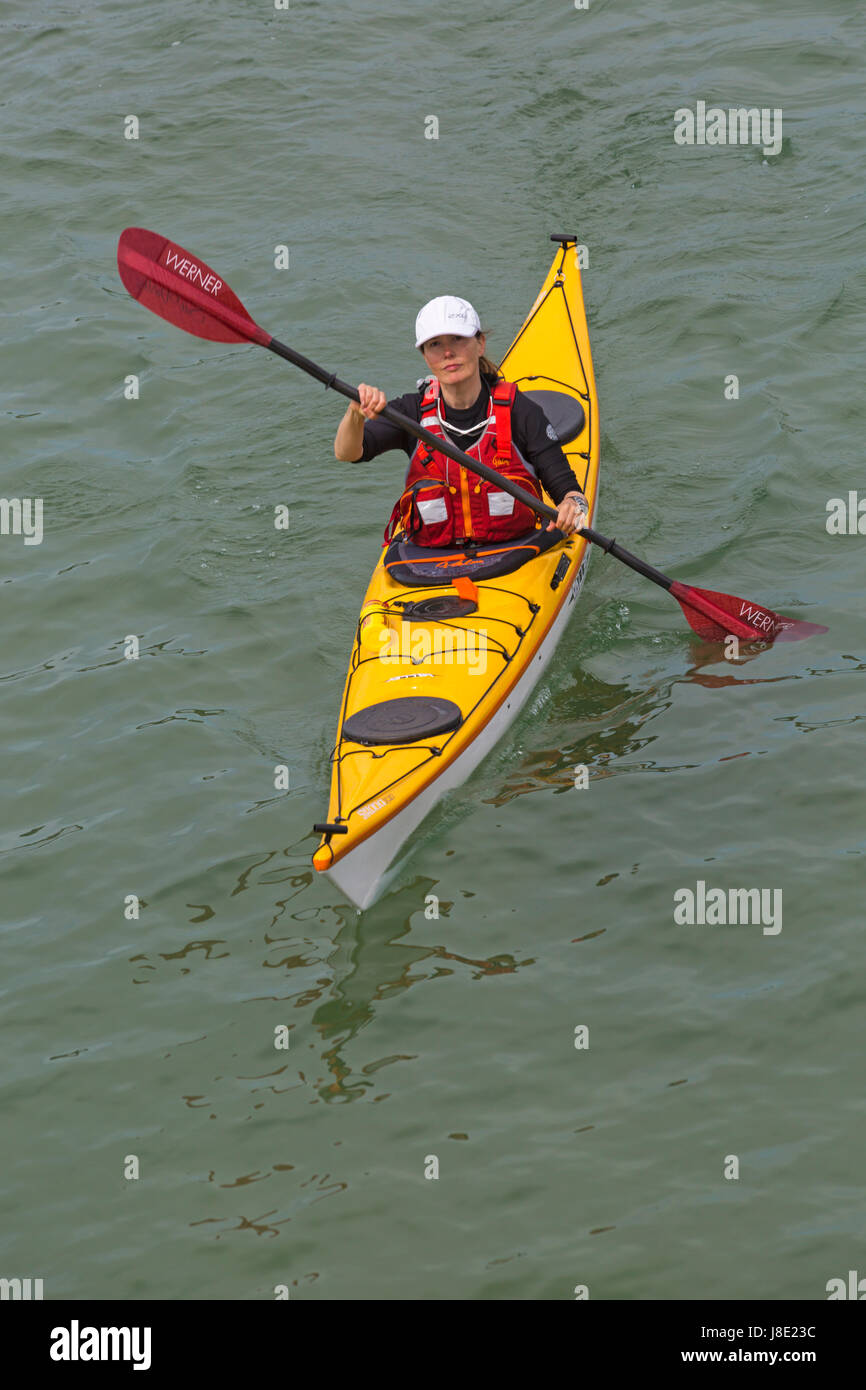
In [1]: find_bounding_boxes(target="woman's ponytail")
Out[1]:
[477,332,501,381]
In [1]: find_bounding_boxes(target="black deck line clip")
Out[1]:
[550,555,571,590]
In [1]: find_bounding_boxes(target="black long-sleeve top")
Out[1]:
[352,373,585,504]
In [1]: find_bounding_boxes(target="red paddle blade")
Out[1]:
[670,582,827,644]
[117,227,270,346]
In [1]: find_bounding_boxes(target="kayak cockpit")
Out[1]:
[382,387,584,587]
[383,525,563,585]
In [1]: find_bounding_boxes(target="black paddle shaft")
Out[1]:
[266,336,674,592]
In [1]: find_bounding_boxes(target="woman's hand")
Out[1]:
[336,385,388,460]
[351,384,388,419]
[546,491,589,535]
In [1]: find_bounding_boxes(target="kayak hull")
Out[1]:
[324,550,591,909]
[314,237,599,908]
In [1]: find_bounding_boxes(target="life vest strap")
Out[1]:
[491,381,516,462]
[420,376,516,461]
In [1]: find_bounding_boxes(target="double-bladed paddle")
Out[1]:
[116,227,826,645]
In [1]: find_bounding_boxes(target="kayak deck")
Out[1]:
[313,236,599,908]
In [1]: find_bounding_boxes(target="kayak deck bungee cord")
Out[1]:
[312,234,600,908]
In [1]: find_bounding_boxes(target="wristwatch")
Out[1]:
[564,491,588,512]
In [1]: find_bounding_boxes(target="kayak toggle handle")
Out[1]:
[313,822,349,836]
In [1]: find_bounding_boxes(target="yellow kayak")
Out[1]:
[313,234,600,907]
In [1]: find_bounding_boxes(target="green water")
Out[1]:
[2,0,864,1300]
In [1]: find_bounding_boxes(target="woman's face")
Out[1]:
[421,332,486,388]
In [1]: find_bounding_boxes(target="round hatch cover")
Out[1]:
[342,696,462,746]
[400,597,477,620]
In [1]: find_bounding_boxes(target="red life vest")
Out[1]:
[384,378,543,547]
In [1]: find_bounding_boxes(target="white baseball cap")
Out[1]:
[414,295,481,349]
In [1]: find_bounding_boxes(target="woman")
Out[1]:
[333,294,589,546]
